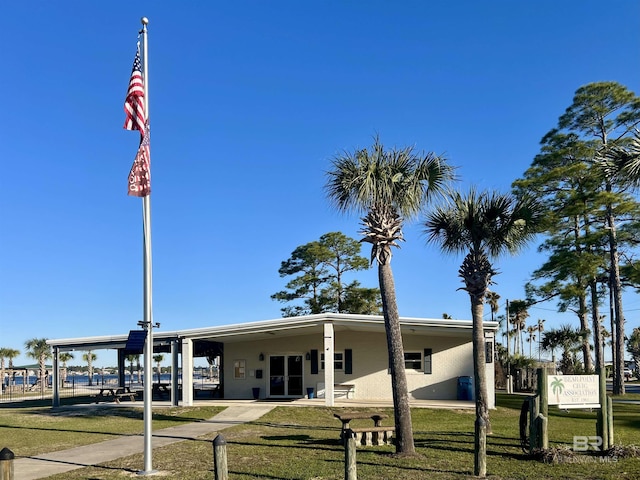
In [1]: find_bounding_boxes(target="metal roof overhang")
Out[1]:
[47,313,498,353]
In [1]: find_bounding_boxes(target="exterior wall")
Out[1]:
[223,334,316,400]
[222,326,495,408]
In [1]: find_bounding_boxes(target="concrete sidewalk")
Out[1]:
[14,404,276,480]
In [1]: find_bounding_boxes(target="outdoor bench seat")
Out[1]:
[349,426,395,446]
[113,392,137,403]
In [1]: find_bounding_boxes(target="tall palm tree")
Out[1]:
[509,300,529,354]
[0,348,10,390]
[4,348,20,388]
[556,324,584,374]
[537,319,546,361]
[153,354,164,384]
[425,188,542,476]
[485,291,501,322]
[82,351,97,386]
[59,352,74,386]
[326,137,453,455]
[24,338,51,389]
[541,329,561,373]
[125,354,139,386]
[526,325,537,359]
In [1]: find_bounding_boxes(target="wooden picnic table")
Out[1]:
[153,383,171,399]
[96,386,137,403]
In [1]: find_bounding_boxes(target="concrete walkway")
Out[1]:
[14,404,276,480]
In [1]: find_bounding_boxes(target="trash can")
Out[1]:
[252,387,260,399]
[306,387,314,399]
[457,376,473,401]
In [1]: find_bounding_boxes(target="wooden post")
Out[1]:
[474,417,487,477]
[535,414,548,450]
[597,367,609,450]
[607,396,614,447]
[213,434,228,480]
[344,428,357,480]
[0,448,14,480]
[536,368,548,450]
[537,368,548,419]
[529,395,539,452]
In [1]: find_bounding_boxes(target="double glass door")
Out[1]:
[269,355,303,397]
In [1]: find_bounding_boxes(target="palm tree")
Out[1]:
[153,354,164,383]
[326,137,453,455]
[4,348,20,388]
[82,351,97,386]
[59,352,74,386]
[541,329,561,373]
[485,291,501,322]
[125,354,139,386]
[0,348,10,390]
[556,324,584,374]
[526,325,537,359]
[425,188,542,476]
[537,319,546,361]
[24,338,51,390]
[509,300,529,354]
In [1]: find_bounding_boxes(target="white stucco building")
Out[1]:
[47,313,497,408]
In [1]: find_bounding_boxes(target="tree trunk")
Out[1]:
[378,261,415,455]
[39,356,46,390]
[471,295,491,428]
[471,294,489,476]
[607,205,625,395]
[578,295,593,372]
[590,280,604,371]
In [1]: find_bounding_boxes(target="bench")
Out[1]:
[334,412,393,446]
[317,382,356,399]
[95,387,137,403]
[349,426,395,446]
[334,384,355,399]
[113,391,138,403]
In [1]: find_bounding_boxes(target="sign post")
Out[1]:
[546,372,611,451]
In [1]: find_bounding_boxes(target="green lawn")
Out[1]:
[0,404,225,457]
[2,394,639,479]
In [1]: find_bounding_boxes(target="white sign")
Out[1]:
[547,375,600,408]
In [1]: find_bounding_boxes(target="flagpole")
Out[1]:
[139,16,155,476]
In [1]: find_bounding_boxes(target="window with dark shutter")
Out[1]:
[345,349,352,374]
[423,348,432,374]
[310,349,318,374]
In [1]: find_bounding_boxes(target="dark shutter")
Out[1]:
[310,349,318,374]
[345,349,353,374]
[485,342,493,364]
[423,348,432,374]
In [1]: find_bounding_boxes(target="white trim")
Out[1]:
[46,314,499,349]
[181,338,193,406]
[324,323,334,407]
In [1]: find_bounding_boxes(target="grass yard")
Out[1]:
[2,394,639,479]
[0,404,225,457]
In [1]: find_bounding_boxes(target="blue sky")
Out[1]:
[1,1,639,367]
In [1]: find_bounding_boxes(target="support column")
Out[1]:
[117,349,126,388]
[171,339,180,406]
[181,338,194,406]
[324,323,334,407]
[52,347,60,407]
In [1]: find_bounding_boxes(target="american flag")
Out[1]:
[123,48,146,134]
[128,126,151,197]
